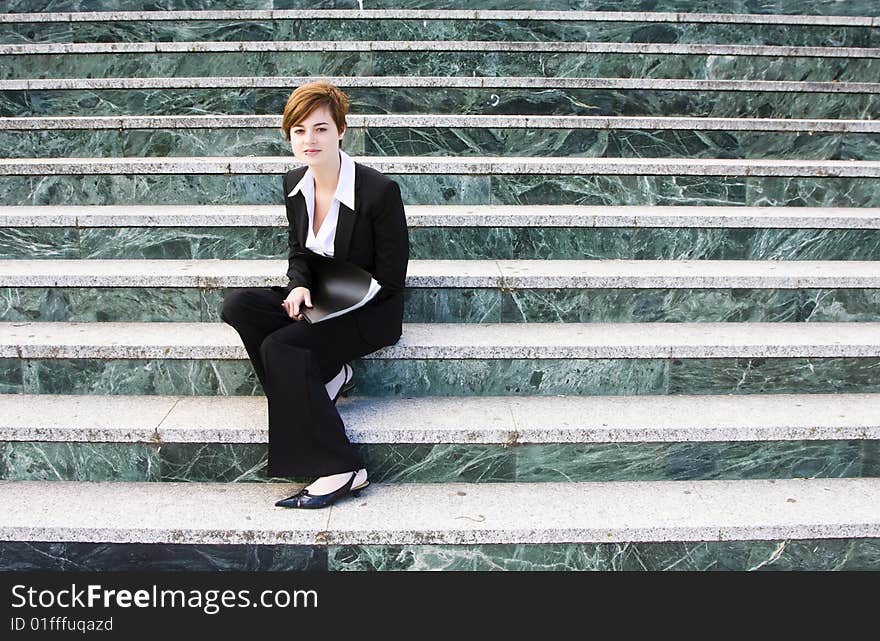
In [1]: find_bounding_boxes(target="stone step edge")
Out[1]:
[1,10,876,27]
[3,205,878,229]
[3,156,879,177]
[1,478,877,545]
[5,258,880,289]
[5,41,880,58]
[4,321,880,359]
[5,114,879,133]
[2,393,878,444]
[2,76,876,93]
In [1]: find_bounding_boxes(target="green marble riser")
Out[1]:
[4,227,880,261]
[1,440,877,484]
[4,128,880,161]
[2,538,879,571]
[2,88,878,120]
[1,176,879,207]
[7,0,880,17]
[3,287,880,324]
[2,20,878,48]
[2,357,879,396]
[5,52,879,83]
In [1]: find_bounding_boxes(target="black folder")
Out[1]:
[299,252,381,324]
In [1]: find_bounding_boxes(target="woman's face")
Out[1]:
[289,104,345,168]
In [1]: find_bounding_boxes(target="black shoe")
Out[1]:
[332,363,354,405]
[275,471,361,509]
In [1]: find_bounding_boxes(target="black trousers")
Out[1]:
[220,286,378,478]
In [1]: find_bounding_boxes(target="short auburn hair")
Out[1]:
[281,81,349,146]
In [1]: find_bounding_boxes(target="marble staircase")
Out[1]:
[1,2,880,571]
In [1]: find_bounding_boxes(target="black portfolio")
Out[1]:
[299,252,381,324]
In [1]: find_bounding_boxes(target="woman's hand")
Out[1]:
[282,287,312,320]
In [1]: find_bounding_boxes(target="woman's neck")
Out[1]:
[310,149,341,191]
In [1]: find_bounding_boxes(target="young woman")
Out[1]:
[221,81,409,509]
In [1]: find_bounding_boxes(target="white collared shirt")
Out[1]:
[287,148,356,258]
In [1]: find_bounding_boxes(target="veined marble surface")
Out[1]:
[1,175,879,207]
[0,540,326,571]
[4,51,879,82]
[0,440,876,483]
[2,356,879,396]
[326,539,880,570]
[364,129,880,161]
[3,128,879,161]
[3,88,878,120]
[5,1,880,16]
[2,287,879,324]
[1,20,877,47]
[355,357,880,396]
[0,358,263,396]
[495,288,880,323]
[6,45,880,82]
[3,226,880,261]
[0,287,207,322]
[1,538,878,571]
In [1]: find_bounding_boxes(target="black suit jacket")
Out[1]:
[281,161,410,348]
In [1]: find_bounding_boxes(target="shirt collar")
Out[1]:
[287,149,356,211]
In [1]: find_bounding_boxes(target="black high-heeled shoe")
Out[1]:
[275,471,364,509]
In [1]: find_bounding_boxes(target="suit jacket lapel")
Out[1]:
[333,163,360,262]
[292,191,309,247]
[288,167,310,247]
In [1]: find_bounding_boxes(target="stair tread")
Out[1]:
[3,156,879,177]
[1,477,877,545]
[5,40,879,58]
[3,204,878,228]
[3,76,877,92]
[2,114,878,133]
[2,9,875,27]
[3,321,880,359]
[1,393,878,443]
[3,258,880,288]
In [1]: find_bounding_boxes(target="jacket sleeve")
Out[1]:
[283,173,312,292]
[371,179,409,302]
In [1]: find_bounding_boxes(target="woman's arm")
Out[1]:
[282,172,312,292]
[371,179,409,302]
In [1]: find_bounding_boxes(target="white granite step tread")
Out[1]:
[1,393,878,444]
[0,477,877,545]
[0,259,497,288]
[5,40,878,58]
[4,258,880,289]
[3,204,879,229]
[2,76,876,93]
[2,156,879,177]
[2,114,879,133]
[3,321,880,359]
[1,10,875,27]
[492,259,880,288]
